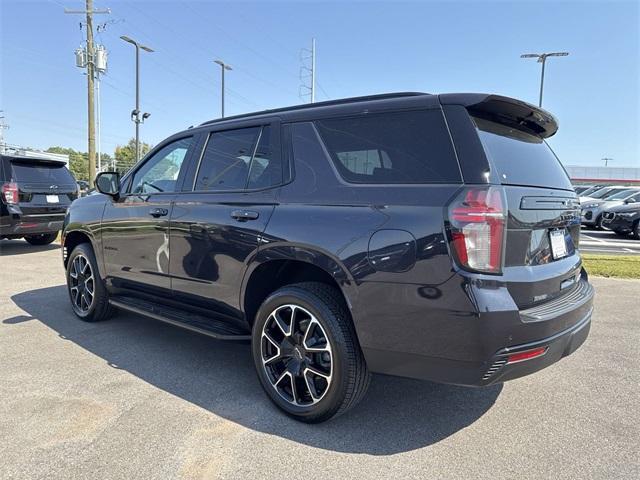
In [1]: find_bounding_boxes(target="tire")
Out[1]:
[251,282,370,423]
[613,229,629,237]
[24,232,58,245]
[632,221,640,240]
[65,243,112,322]
[595,215,604,230]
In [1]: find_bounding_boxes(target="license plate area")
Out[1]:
[46,195,59,203]
[549,229,568,259]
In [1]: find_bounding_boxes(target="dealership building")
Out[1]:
[565,165,640,185]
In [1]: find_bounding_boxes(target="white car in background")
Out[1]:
[581,188,640,228]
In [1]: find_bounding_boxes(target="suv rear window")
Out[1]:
[10,160,76,185]
[473,116,572,191]
[315,110,461,184]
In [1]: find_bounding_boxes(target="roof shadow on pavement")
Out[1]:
[9,285,502,456]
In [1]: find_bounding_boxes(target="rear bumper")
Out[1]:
[0,215,64,237]
[360,276,594,387]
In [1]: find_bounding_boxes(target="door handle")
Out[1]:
[230,209,259,221]
[149,207,169,218]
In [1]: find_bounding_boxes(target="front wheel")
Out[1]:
[66,243,112,322]
[24,232,58,245]
[252,282,370,423]
[632,221,640,240]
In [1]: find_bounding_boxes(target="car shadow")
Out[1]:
[0,239,60,256]
[8,285,502,455]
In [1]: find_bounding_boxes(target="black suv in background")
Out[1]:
[1,154,77,245]
[62,93,594,422]
[602,202,640,238]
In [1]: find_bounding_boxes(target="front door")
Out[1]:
[102,136,194,295]
[169,124,281,319]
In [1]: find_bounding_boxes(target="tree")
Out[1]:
[46,146,89,181]
[114,138,152,174]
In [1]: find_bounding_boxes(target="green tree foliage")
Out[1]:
[46,146,89,181]
[45,147,114,183]
[114,138,152,174]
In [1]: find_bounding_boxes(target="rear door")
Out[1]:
[471,114,582,308]
[168,122,281,319]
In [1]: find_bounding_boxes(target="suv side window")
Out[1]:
[129,137,192,194]
[194,125,282,191]
[315,109,461,184]
[247,126,282,189]
[195,127,260,191]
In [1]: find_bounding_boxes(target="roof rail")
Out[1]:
[199,92,429,126]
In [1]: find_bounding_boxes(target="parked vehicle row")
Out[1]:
[574,183,640,236]
[62,92,593,422]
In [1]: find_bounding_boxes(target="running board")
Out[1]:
[109,296,251,341]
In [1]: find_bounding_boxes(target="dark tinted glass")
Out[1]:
[195,128,260,191]
[10,161,76,185]
[473,116,572,190]
[130,137,192,194]
[315,110,461,184]
[247,126,282,189]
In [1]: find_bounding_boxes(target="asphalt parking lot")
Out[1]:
[581,229,640,255]
[1,240,638,480]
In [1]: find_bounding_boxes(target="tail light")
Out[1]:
[448,186,506,274]
[2,182,19,205]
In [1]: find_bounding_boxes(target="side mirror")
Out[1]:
[95,172,120,197]
[625,198,636,204]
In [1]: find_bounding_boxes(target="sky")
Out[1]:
[1,0,638,167]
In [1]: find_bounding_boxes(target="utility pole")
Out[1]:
[602,157,614,167]
[214,59,232,118]
[0,112,9,154]
[65,1,110,185]
[520,52,569,107]
[121,36,153,161]
[299,38,316,104]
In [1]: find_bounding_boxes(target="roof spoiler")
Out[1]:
[439,93,559,138]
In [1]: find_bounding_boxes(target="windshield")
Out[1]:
[588,187,615,199]
[473,116,572,190]
[606,189,638,200]
[580,185,602,196]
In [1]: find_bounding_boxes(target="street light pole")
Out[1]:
[520,52,569,107]
[214,59,232,118]
[120,35,153,162]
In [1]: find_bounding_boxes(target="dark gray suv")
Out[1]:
[62,92,594,422]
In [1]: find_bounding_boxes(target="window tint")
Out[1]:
[130,137,191,194]
[315,110,460,184]
[195,127,260,191]
[473,116,573,191]
[10,161,76,185]
[247,126,282,189]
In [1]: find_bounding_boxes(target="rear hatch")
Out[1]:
[8,158,78,216]
[469,102,582,310]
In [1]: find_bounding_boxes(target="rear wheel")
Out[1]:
[595,215,604,230]
[632,221,640,240]
[252,282,370,423]
[24,232,58,245]
[66,243,112,322]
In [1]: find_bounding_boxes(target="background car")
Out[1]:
[581,188,640,229]
[602,202,640,239]
[1,153,77,245]
[77,180,90,197]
